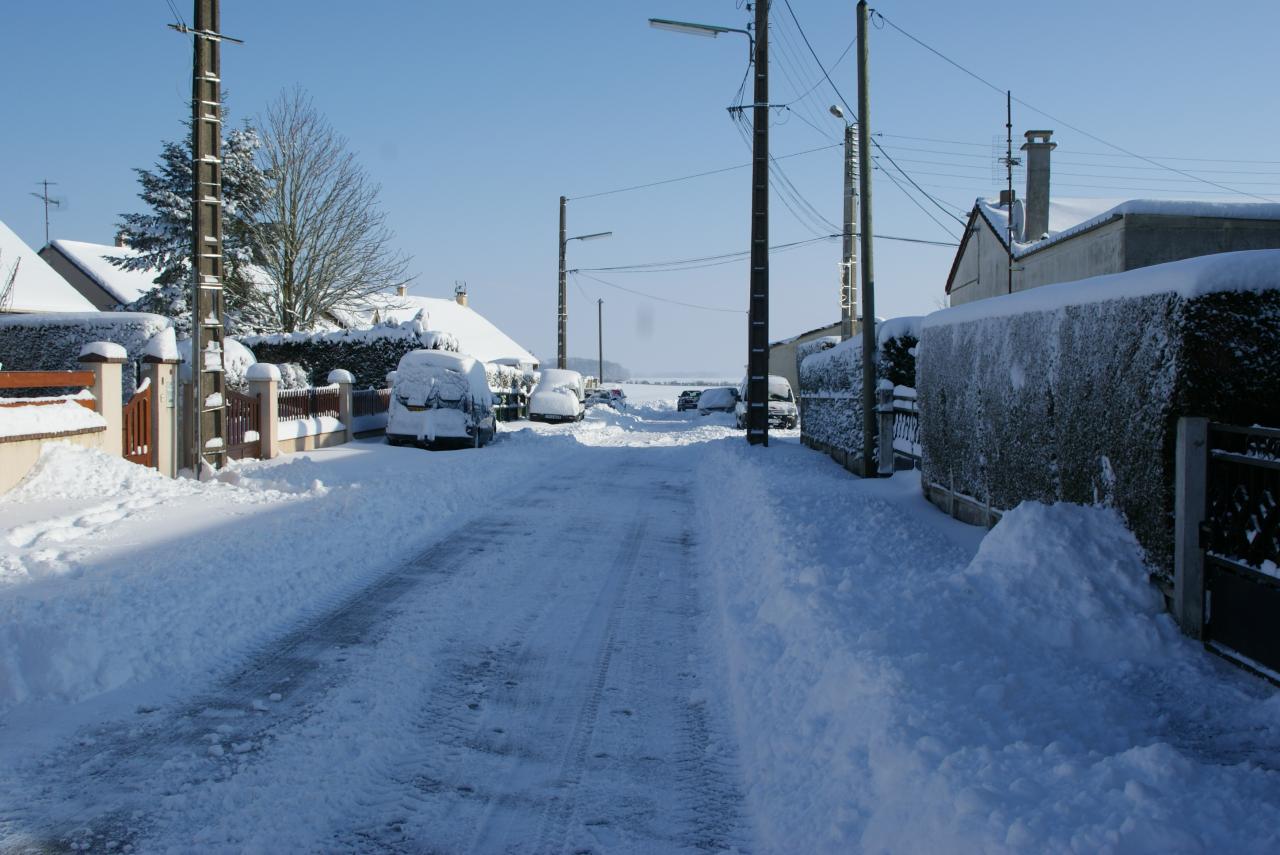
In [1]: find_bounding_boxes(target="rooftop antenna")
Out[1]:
[29,180,62,247]
[0,253,20,313]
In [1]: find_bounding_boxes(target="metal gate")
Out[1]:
[1202,423,1280,679]
[122,382,154,468]
[226,389,261,460]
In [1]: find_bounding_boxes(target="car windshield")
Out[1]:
[769,390,793,402]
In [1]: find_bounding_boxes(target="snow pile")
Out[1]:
[0,403,105,439]
[695,441,1280,852]
[143,327,179,362]
[0,434,558,711]
[77,341,127,361]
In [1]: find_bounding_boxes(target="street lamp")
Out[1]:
[649,6,771,447]
[558,194,612,369]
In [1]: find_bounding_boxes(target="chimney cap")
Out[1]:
[1021,130,1056,150]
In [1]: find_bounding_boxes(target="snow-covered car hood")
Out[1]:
[768,401,797,415]
[529,389,580,417]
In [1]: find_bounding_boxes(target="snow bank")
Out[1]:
[695,440,1280,852]
[0,402,105,439]
[0,432,558,711]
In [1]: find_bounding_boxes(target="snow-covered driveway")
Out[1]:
[1,393,1278,853]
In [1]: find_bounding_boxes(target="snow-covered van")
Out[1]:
[734,375,798,429]
[386,350,496,448]
[528,368,585,423]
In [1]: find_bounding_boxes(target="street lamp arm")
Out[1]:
[648,17,753,61]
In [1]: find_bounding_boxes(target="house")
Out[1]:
[945,130,1280,306]
[769,320,846,395]
[0,219,97,315]
[39,237,160,310]
[334,284,539,370]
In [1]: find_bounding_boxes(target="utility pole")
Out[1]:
[838,120,858,341]
[1002,90,1020,295]
[558,195,568,370]
[856,0,877,475]
[745,0,770,447]
[172,0,239,473]
[597,298,604,384]
[29,180,61,247]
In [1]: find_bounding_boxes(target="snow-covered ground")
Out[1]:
[0,398,1276,852]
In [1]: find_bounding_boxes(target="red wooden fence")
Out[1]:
[122,383,153,467]
[226,390,261,460]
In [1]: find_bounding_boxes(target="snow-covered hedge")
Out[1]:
[0,311,172,398]
[797,319,920,459]
[918,250,1280,579]
[238,320,459,389]
[484,362,536,421]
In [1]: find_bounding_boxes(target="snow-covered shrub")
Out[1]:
[0,311,173,398]
[918,251,1280,579]
[237,320,459,389]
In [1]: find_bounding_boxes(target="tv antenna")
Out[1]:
[0,252,20,314]
[29,179,62,246]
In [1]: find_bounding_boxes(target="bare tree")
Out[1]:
[250,88,412,332]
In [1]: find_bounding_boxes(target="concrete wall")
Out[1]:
[0,427,108,493]
[1124,215,1280,270]
[1020,217,1126,290]
[277,429,349,455]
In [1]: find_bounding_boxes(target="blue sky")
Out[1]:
[4,1,1279,375]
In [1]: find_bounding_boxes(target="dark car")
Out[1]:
[697,386,740,415]
[677,389,701,411]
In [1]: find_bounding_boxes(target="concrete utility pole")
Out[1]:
[597,298,605,384]
[29,180,61,247]
[835,118,858,341]
[558,196,568,370]
[176,0,237,472]
[745,0,771,447]
[856,0,877,475]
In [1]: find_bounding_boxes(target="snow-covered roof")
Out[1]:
[48,240,161,306]
[340,293,538,368]
[0,222,97,313]
[977,197,1280,259]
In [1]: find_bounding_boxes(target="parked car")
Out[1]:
[607,388,627,409]
[697,386,740,415]
[677,389,701,411]
[734,375,799,429]
[529,368,586,423]
[386,350,496,448]
[585,388,612,407]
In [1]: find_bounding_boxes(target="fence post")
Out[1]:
[327,369,355,444]
[877,382,895,476]
[78,342,126,458]
[247,363,280,460]
[1174,416,1209,639]
[142,354,181,478]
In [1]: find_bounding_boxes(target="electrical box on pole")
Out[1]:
[745,0,770,446]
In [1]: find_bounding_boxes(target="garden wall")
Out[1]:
[917,250,1280,581]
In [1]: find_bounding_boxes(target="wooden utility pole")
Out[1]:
[856,0,877,475]
[597,298,604,384]
[557,195,568,369]
[186,0,231,471]
[745,0,770,446]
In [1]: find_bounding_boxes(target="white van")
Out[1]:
[528,368,585,423]
[386,350,496,448]
[734,375,799,429]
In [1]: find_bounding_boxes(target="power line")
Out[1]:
[871,9,1277,203]
[572,271,746,314]
[568,142,840,201]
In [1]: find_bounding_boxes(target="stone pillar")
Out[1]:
[247,363,280,460]
[328,369,355,443]
[143,355,181,478]
[876,381,895,476]
[78,343,126,458]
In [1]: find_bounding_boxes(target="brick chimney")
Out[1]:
[454,281,468,307]
[1020,130,1056,242]
[396,284,407,297]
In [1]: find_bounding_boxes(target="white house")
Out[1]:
[0,220,97,314]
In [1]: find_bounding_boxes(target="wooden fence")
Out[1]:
[278,385,340,422]
[226,389,261,459]
[121,381,153,467]
[0,370,97,407]
[352,387,391,418]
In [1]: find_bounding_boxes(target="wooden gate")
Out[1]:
[122,382,154,467]
[226,389,261,460]
[1202,422,1280,680]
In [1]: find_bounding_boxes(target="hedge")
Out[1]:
[238,322,459,389]
[917,253,1280,580]
[0,311,172,398]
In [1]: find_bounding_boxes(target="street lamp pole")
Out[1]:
[597,298,604,384]
[648,9,768,446]
[831,107,858,342]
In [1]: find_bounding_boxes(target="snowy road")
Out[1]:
[2,412,749,853]
[2,393,1279,853]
